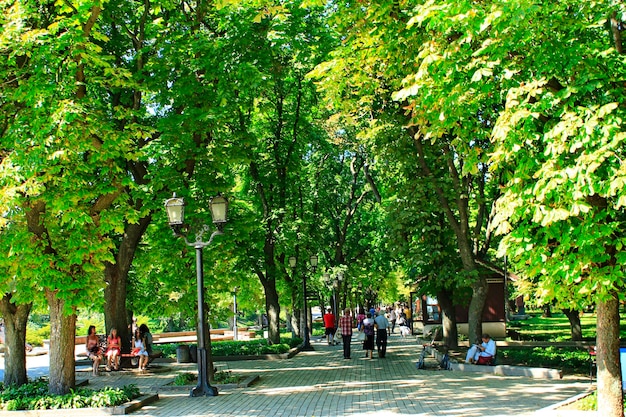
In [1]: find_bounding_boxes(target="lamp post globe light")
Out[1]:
[164,193,229,397]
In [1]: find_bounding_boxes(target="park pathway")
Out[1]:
[75,333,592,417]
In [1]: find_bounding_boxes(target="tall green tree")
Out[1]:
[0,224,35,385]
[0,0,135,393]
[487,1,626,414]
[214,1,334,343]
[311,0,502,345]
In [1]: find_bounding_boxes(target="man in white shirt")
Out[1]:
[374,311,390,358]
[465,333,496,365]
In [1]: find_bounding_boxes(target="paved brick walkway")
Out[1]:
[77,333,591,417]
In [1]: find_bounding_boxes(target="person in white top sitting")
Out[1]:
[465,333,496,365]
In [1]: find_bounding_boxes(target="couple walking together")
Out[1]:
[337,309,389,360]
[360,310,388,359]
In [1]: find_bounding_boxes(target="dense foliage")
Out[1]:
[160,337,301,358]
[500,347,591,375]
[0,379,139,411]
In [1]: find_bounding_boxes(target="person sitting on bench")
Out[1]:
[465,333,496,365]
[105,328,121,371]
[86,325,103,376]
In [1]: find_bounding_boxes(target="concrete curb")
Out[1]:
[429,348,564,379]
[450,362,563,379]
[536,389,595,412]
[111,393,159,415]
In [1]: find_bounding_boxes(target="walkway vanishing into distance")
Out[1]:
[5,333,593,417]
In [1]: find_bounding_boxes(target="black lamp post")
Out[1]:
[233,286,239,341]
[334,274,341,328]
[304,255,317,350]
[323,273,336,327]
[288,256,299,339]
[358,282,363,313]
[165,193,228,397]
[289,255,317,350]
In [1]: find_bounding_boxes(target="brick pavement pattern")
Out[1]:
[78,334,590,417]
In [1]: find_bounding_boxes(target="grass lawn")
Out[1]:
[494,310,626,376]
[507,312,600,342]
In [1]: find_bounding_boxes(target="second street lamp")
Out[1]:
[233,287,239,341]
[165,193,228,397]
[303,254,317,350]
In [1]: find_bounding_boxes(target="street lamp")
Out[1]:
[358,282,363,313]
[304,255,317,350]
[336,272,344,312]
[288,256,300,339]
[164,193,228,397]
[323,273,335,324]
[233,287,239,341]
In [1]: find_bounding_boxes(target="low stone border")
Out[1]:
[540,389,595,411]
[450,362,563,379]
[429,348,563,379]
[0,394,159,416]
[155,374,259,392]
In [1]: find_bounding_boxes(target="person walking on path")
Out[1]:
[374,310,389,358]
[323,308,336,345]
[389,307,397,334]
[356,308,366,331]
[338,308,353,359]
[362,313,375,359]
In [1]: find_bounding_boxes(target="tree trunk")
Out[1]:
[103,218,151,353]
[542,304,552,317]
[0,296,31,386]
[46,290,76,395]
[596,295,623,417]
[263,280,281,344]
[436,289,458,349]
[290,290,301,338]
[104,263,130,352]
[562,309,582,341]
[467,275,488,345]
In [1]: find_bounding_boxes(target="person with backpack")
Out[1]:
[362,313,375,359]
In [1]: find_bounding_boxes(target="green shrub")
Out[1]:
[500,347,590,374]
[283,337,302,348]
[212,370,241,384]
[173,373,196,386]
[26,324,50,347]
[160,338,298,358]
[0,379,139,411]
[159,344,178,358]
